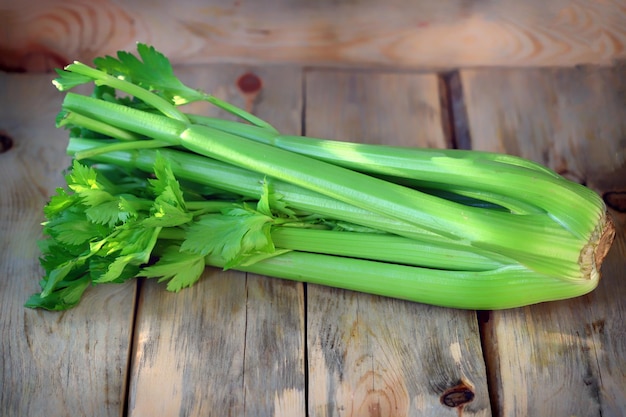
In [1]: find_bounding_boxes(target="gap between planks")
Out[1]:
[439,71,501,417]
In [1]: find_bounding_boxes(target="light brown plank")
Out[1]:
[127,65,306,417]
[460,67,626,416]
[3,0,626,72]
[304,70,491,417]
[0,75,136,415]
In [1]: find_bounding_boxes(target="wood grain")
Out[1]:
[127,65,306,417]
[2,0,626,72]
[581,209,626,417]
[243,274,306,417]
[3,57,625,416]
[304,70,491,417]
[0,74,136,416]
[128,269,248,416]
[460,67,626,416]
[461,67,626,185]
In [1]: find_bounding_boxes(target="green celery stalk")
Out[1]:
[57,110,143,141]
[68,139,513,273]
[187,113,601,237]
[56,61,190,123]
[61,95,603,282]
[269,227,510,271]
[204,251,601,310]
[156,216,511,272]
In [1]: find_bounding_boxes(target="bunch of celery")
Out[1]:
[26,44,615,311]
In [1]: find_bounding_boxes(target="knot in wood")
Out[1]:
[440,381,475,408]
[603,191,626,213]
[0,131,13,153]
[237,72,262,94]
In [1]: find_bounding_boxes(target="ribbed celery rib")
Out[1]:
[188,114,602,239]
[204,251,601,310]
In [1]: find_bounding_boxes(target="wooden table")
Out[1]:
[1,64,625,417]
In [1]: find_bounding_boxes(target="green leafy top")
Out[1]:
[26,154,304,310]
[93,43,205,106]
[140,245,206,292]
[181,207,275,268]
[27,161,155,310]
[52,43,277,130]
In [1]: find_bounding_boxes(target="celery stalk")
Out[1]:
[270,228,509,271]
[62,96,605,282]
[33,43,614,311]
[204,251,602,310]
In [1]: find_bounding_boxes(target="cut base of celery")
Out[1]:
[581,212,616,282]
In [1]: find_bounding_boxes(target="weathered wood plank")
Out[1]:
[460,67,626,417]
[304,70,491,417]
[582,208,626,417]
[0,74,136,416]
[243,274,306,416]
[3,0,626,72]
[127,65,306,417]
[462,67,626,185]
[128,269,248,416]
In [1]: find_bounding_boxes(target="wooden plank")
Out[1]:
[460,67,626,416]
[304,70,491,417]
[128,269,248,416]
[3,0,626,72]
[581,208,626,417]
[243,274,306,416]
[127,65,306,417]
[0,75,136,415]
[462,67,626,185]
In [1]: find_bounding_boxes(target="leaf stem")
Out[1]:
[58,111,143,141]
[203,94,278,133]
[73,138,171,160]
[65,62,189,123]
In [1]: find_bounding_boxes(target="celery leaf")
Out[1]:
[258,178,296,218]
[181,208,275,267]
[25,275,92,311]
[45,208,110,245]
[93,43,204,106]
[143,153,193,227]
[141,245,206,292]
[149,152,186,206]
[44,187,80,218]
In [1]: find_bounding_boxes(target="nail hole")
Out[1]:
[0,131,14,153]
[237,72,262,94]
[603,191,626,212]
[441,380,475,408]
